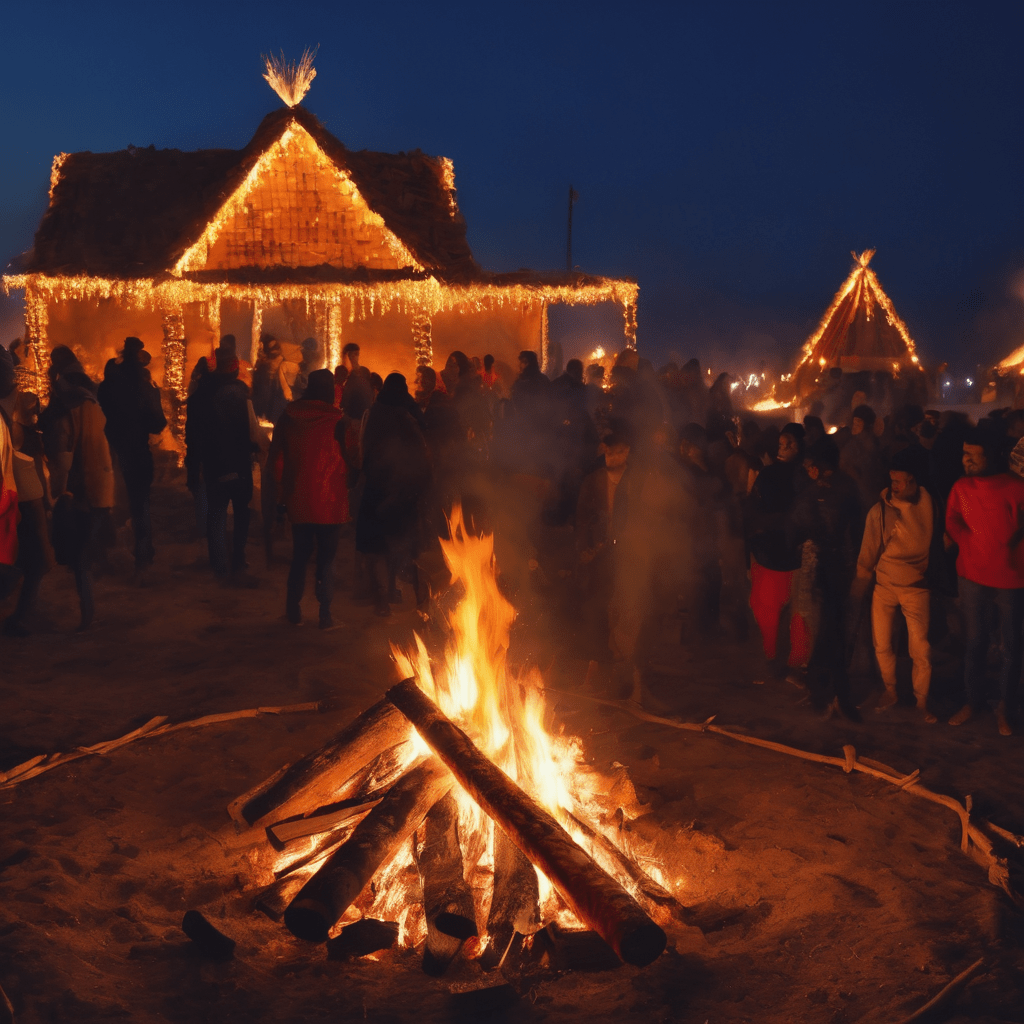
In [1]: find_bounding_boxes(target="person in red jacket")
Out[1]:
[945,425,1024,734]
[271,369,350,628]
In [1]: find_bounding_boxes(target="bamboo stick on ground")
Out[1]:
[418,791,478,976]
[896,957,986,1024]
[237,698,410,825]
[550,689,1023,910]
[284,758,452,942]
[1,703,322,792]
[386,679,667,967]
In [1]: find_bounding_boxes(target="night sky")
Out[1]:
[3,0,1024,372]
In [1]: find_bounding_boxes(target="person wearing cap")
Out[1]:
[852,447,936,721]
[185,346,257,585]
[270,369,349,628]
[97,337,166,579]
[945,425,1024,735]
[746,422,812,682]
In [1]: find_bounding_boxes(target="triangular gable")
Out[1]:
[795,250,920,377]
[173,121,423,275]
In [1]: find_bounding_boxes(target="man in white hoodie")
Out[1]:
[852,449,936,721]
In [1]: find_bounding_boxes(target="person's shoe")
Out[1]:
[921,709,938,724]
[948,704,974,726]
[286,601,302,626]
[374,600,392,618]
[2,617,29,638]
[388,587,403,605]
[318,607,338,631]
[875,689,899,712]
[785,667,808,690]
[837,699,863,724]
[997,703,1013,737]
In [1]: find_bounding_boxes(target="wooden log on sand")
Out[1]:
[386,679,667,968]
[480,828,540,970]
[237,698,410,825]
[284,758,452,942]
[419,791,478,976]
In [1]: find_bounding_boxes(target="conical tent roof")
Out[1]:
[793,250,921,393]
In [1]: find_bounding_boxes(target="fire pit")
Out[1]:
[230,507,690,976]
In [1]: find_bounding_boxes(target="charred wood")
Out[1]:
[181,910,236,961]
[237,698,410,825]
[386,678,667,967]
[480,828,539,971]
[418,791,477,976]
[326,918,399,960]
[544,922,620,972]
[284,758,452,942]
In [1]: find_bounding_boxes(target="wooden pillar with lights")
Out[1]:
[250,299,263,365]
[539,300,550,373]
[327,301,343,370]
[161,307,187,440]
[207,295,221,348]
[623,298,638,350]
[20,283,50,401]
[412,312,432,367]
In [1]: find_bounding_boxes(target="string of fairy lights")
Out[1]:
[2,272,640,401]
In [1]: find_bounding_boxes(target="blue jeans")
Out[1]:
[959,576,1024,710]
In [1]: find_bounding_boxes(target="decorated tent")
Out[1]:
[790,249,922,399]
[2,57,637,416]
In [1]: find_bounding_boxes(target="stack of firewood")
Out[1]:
[230,679,678,974]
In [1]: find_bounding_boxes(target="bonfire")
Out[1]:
[230,507,687,975]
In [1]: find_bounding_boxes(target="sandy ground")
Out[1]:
[2,472,1023,1024]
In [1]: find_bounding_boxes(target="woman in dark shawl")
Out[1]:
[356,373,430,614]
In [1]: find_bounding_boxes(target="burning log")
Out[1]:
[480,829,539,970]
[284,758,452,942]
[385,679,667,967]
[267,798,381,850]
[419,791,478,976]
[326,918,399,960]
[236,698,410,825]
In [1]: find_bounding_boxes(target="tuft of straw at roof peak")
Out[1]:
[262,47,318,107]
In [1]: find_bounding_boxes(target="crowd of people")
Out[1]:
[2,336,1024,739]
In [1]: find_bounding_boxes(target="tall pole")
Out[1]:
[566,185,578,273]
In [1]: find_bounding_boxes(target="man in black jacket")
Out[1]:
[186,347,256,584]
[98,338,166,578]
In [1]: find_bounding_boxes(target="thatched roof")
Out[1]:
[793,250,921,391]
[21,106,477,280]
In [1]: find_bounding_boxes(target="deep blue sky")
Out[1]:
[3,0,1024,371]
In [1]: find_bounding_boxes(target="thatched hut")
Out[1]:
[2,102,637,413]
[790,249,923,400]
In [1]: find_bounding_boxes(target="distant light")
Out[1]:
[966,378,973,386]
[944,381,951,387]
[828,426,838,434]
[730,381,741,390]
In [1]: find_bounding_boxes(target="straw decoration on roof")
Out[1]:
[263,47,318,107]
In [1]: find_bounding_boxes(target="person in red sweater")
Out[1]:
[271,369,350,629]
[945,425,1024,734]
